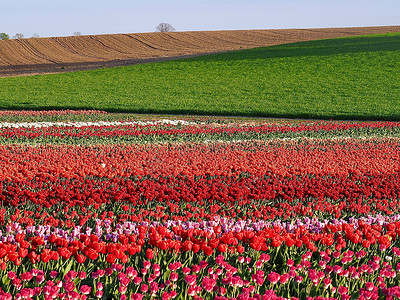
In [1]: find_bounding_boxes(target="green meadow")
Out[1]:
[0,33,399,120]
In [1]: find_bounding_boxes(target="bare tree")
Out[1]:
[13,33,24,39]
[74,32,82,36]
[31,33,40,38]
[155,23,175,33]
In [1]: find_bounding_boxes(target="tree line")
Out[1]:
[0,33,40,40]
[0,24,175,40]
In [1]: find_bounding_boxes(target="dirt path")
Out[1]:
[1,26,399,77]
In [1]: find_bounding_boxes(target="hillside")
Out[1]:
[0,33,399,120]
[0,26,399,77]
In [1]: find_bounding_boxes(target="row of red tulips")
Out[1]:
[1,172,399,223]
[1,139,400,181]
[0,120,400,144]
[2,218,400,261]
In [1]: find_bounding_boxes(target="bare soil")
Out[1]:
[1,26,399,77]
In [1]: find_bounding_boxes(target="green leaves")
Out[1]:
[1,274,10,286]
[62,259,74,279]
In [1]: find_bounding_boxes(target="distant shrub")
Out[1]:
[0,33,10,40]
[13,33,24,39]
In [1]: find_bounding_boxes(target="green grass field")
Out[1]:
[0,33,399,120]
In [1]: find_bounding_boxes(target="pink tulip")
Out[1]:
[323,278,331,287]
[119,285,128,294]
[20,288,34,298]
[319,260,327,269]
[280,273,290,284]
[134,277,142,285]
[170,272,178,282]
[95,269,105,278]
[132,294,144,300]
[267,272,280,284]
[202,277,216,292]
[106,267,113,276]
[80,285,91,295]
[7,272,17,280]
[153,264,160,272]
[338,286,348,295]
[35,275,45,284]
[126,267,137,278]
[260,254,270,262]
[79,271,86,280]
[12,278,22,290]
[150,282,159,294]
[43,286,51,296]
[199,261,208,269]
[140,284,148,293]
[148,274,157,283]
[95,291,103,298]
[342,270,350,277]
[33,287,42,296]
[365,282,375,291]
[62,280,75,292]
[295,276,303,283]
[185,274,198,286]
[287,259,294,267]
[66,270,77,280]
[120,276,131,286]
[68,291,80,300]
[188,286,197,297]
[192,265,201,274]
[333,265,343,274]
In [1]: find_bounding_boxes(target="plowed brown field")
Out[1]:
[1,26,399,77]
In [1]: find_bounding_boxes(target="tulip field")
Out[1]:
[1,110,400,299]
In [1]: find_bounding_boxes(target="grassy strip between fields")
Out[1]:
[0,33,399,120]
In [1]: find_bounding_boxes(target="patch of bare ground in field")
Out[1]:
[0,26,399,77]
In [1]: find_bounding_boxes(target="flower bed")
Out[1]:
[0,111,399,299]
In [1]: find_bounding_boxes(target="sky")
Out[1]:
[1,0,399,38]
